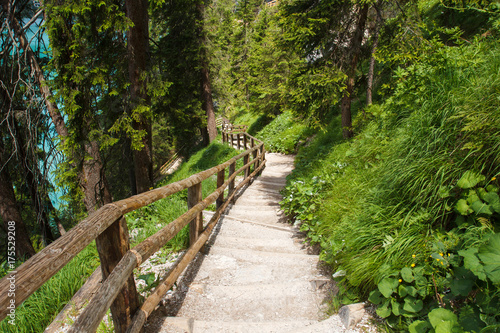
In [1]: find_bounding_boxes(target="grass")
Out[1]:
[0,244,99,333]
[254,111,313,154]
[279,37,500,329]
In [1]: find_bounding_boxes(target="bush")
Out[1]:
[255,111,312,154]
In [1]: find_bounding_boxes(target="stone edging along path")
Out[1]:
[142,153,377,333]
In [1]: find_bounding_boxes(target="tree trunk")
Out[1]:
[0,144,36,259]
[367,5,382,106]
[198,2,217,145]
[95,216,139,333]
[124,137,137,196]
[13,123,56,244]
[340,4,369,139]
[2,3,69,140]
[126,0,153,194]
[80,140,114,212]
[201,66,217,144]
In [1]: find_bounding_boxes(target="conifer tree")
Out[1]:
[0,0,64,253]
[279,0,374,135]
[44,0,128,211]
[151,0,217,146]
[204,0,239,115]
[126,0,153,193]
[246,5,293,116]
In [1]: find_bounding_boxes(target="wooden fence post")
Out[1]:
[243,134,247,150]
[216,169,225,209]
[260,146,266,173]
[95,217,139,333]
[188,183,203,246]
[237,133,241,150]
[230,133,234,148]
[251,139,257,173]
[244,154,250,179]
[228,162,235,202]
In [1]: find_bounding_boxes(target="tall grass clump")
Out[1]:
[281,38,500,330]
[255,111,313,153]
[0,245,99,333]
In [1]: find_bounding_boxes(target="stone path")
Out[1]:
[143,153,375,333]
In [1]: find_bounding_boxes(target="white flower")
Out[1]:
[332,270,346,278]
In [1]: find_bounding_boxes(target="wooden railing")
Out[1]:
[217,116,248,134]
[0,127,264,332]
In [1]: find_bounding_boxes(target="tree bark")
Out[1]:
[198,2,217,145]
[124,137,137,196]
[0,143,36,259]
[95,216,139,333]
[201,65,217,144]
[2,2,69,140]
[367,5,382,106]
[340,4,369,139]
[126,0,153,194]
[80,140,114,212]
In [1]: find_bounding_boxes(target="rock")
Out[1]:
[339,303,366,329]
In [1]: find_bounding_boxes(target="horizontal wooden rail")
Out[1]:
[0,127,265,332]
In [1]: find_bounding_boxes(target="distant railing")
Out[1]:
[0,123,264,333]
[217,116,248,134]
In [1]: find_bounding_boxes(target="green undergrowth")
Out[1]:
[280,38,500,332]
[0,245,99,333]
[254,111,313,154]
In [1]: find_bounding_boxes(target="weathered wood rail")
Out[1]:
[0,125,264,332]
[217,116,248,134]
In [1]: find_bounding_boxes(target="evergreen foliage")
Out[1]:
[150,0,205,145]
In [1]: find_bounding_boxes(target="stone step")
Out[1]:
[176,282,323,321]
[185,281,318,301]
[210,235,305,254]
[248,182,285,192]
[224,215,293,232]
[190,253,321,286]
[225,209,284,224]
[214,216,296,237]
[156,317,316,333]
[289,315,359,333]
[203,212,292,232]
[251,178,287,187]
[206,246,319,267]
[228,204,282,213]
[232,196,281,206]
[234,190,283,201]
[242,186,282,196]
